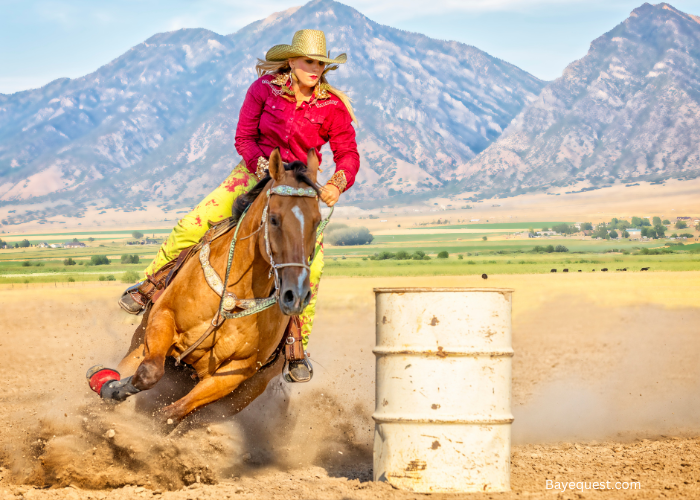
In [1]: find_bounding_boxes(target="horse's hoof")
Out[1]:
[87,365,121,395]
[156,408,182,433]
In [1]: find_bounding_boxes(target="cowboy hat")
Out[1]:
[265,29,347,65]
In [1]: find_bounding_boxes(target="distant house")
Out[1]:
[582,230,593,236]
[677,216,691,220]
[50,243,62,249]
[38,242,50,248]
[64,241,86,248]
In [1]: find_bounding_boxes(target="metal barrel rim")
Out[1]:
[372,414,515,424]
[373,287,514,293]
[373,347,514,357]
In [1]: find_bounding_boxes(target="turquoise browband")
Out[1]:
[270,185,318,198]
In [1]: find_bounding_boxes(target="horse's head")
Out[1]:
[264,148,322,316]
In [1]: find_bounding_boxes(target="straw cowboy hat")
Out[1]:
[265,29,347,65]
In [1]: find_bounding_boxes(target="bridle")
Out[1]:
[175,179,332,366]
[261,183,323,297]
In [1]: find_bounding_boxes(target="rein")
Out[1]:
[175,181,333,366]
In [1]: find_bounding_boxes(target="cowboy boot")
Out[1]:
[118,281,148,315]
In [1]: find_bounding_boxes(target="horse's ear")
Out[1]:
[268,148,284,182]
[306,148,319,183]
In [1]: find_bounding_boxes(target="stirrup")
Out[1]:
[283,355,313,383]
[118,281,147,315]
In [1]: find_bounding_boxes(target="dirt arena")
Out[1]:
[0,272,699,499]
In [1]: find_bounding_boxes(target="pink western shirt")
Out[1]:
[234,74,360,191]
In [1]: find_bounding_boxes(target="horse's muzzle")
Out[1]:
[279,280,311,315]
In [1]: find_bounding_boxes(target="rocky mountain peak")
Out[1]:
[460,2,700,197]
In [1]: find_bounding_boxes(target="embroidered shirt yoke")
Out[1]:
[234,74,359,192]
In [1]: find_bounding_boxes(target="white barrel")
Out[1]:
[373,287,513,493]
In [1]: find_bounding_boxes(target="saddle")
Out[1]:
[127,217,305,362]
[132,218,237,306]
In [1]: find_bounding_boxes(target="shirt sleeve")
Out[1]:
[327,102,360,191]
[235,78,268,173]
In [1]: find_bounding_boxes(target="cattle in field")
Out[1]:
[551,269,557,273]
[601,268,608,272]
[641,267,650,271]
[563,269,569,272]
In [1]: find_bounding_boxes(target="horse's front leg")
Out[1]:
[160,356,257,424]
[89,307,176,403]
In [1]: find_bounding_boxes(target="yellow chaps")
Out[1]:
[143,161,324,348]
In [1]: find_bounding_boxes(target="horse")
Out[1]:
[87,148,322,425]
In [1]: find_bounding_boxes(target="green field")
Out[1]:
[323,253,700,277]
[373,233,494,243]
[0,244,158,262]
[411,221,571,230]
[1,228,172,239]
[1,223,698,283]
[326,237,689,256]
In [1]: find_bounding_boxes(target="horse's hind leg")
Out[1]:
[214,352,285,418]
[160,357,257,424]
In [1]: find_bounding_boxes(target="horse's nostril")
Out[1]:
[283,290,295,305]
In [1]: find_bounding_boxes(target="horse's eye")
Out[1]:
[270,214,281,227]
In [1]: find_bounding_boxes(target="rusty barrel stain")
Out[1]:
[373,287,514,493]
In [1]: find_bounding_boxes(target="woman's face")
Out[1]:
[290,57,326,89]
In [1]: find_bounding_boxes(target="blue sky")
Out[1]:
[1,0,698,94]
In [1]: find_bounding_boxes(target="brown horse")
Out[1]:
[88,148,322,424]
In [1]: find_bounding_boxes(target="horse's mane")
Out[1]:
[232,161,320,223]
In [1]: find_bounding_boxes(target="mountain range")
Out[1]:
[0,0,544,224]
[0,1,698,225]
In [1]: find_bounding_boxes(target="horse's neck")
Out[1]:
[222,190,274,300]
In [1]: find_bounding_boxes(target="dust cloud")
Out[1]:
[513,303,700,444]
[0,287,374,490]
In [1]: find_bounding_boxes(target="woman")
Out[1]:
[119,29,360,382]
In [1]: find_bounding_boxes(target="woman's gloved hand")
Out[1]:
[320,184,340,207]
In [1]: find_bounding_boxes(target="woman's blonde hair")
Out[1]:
[255,59,358,124]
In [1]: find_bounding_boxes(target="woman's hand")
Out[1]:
[320,184,340,207]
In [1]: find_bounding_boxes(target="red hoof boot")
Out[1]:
[87,365,121,397]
